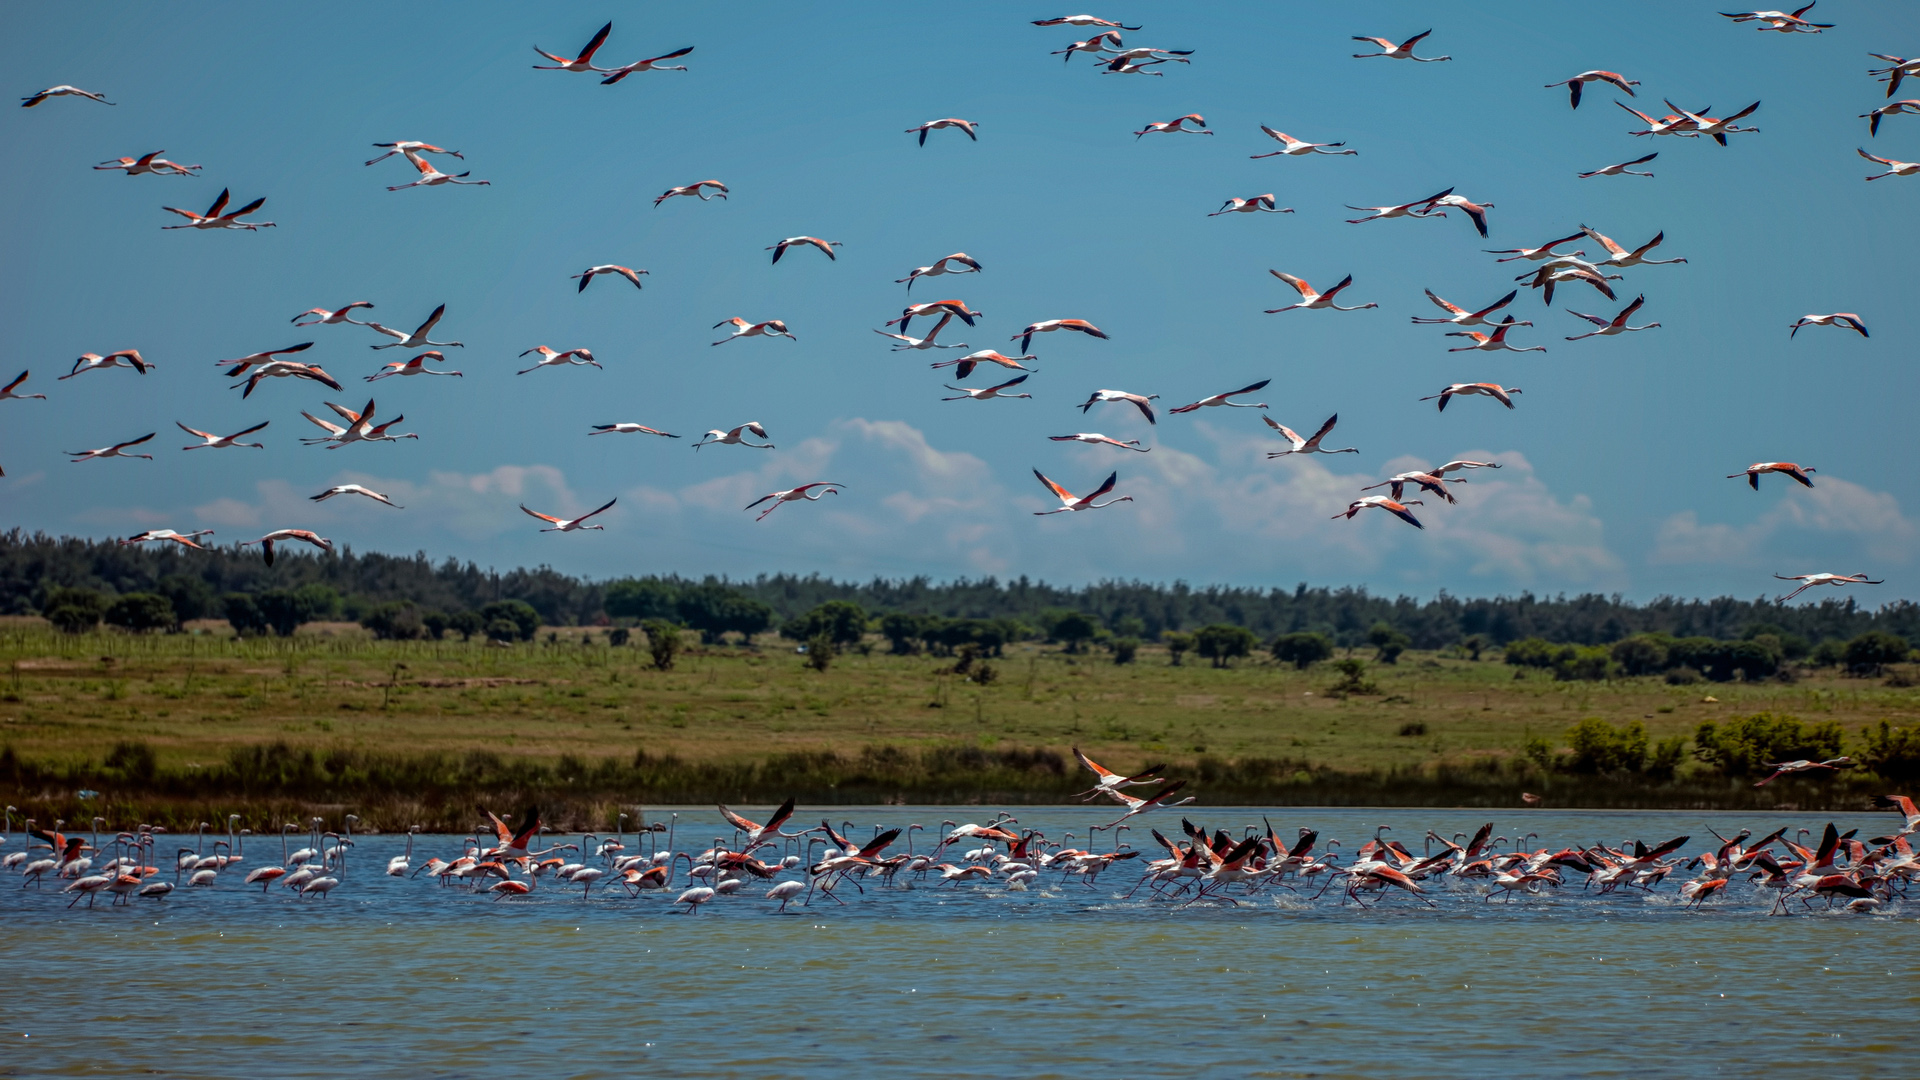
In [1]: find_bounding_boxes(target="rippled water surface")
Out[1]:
[6,807,1915,1078]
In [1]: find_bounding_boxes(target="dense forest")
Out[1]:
[4,529,1915,647]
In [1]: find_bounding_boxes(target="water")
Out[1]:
[5,806,1915,1078]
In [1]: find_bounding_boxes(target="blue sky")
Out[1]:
[5,1,1918,602]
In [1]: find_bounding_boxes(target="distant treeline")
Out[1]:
[3,529,1915,648]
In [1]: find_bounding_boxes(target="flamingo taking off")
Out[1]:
[161,188,273,230]
[1448,318,1544,353]
[241,529,333,565]
[692,422,773,450]
[572,265,647,292]
[1352,30,1449,62]
[522,498,617,533]
[1135,114,1210,138]
[1859,148,1920,180]
[1774,572,1883,602]
[1413,289,1518,326]
[590,423,679,439]
[22,86,114,107]
[1071,748,1165,800]
[1049,433,1148,452]
[366,351,463,381]
[0,371,46,401]
[1265,415,1357,458]
[293,302,374,326]
[533,21,615,71]
[1564,296,1660,340]
[120,529,214,549]
[712,318,795,345]
[312,484,403,508]
[1032,469,1133,515]
[1250,126,1355,157]
[875,313,968,350]
[1169,379,1269,413]
[1209,194,1292,216]
[1754,757,1854,786]
[600,47,695,83]
[365,141,462,166]
[1345,187,1452,224]
[387,152,490,191]
[95,151,199,176]
[365,304,461,350]
[1266,271,1377,313]
[1334,496,1426,528]
[1720,5,1831,32]
[1788,313,1868,338]
[907,118,978,144]
[654,179,727,206]
[898,253,982,290]
[178,420,268,450]
[1729,463,1815,490]
[517,347,601,375]
[1078,388,1157,424]
[767,236,841,263]
[1579,152,1659,178]
[929,350,1036,379]
[61,351,152,379]
[746,483,843,522]
[1421,383,1521,411]
[1544,71,1639,109]
[943,374,1032,401]
[1012,319,1106,352]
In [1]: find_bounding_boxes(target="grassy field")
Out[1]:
[2,618,1914,828]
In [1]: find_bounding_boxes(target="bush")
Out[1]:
[675,583,772,645]
[804,632,835,673]
[880,612,930,655]
[1611,634,1670,677]
[154,574,216,625]
[1193,624,1258,669]
[1164,631,1193,666]
[1844,631,1912,675]
[1111,637,1139,665]
[480,600,541,642]
[1461,634,1487,661]
[1397,720,1428,737]
[1272,631,1335,670]
[1503,638,1558,668]
[641,619,681,670]
[1743,623,1810,661]
[1111,615,1147,639]
[41,586,107,634]
[1808,639,1846,668]
[1045,610,1099,653]
[249,584,338,637]
[1664,666,1704,685]
[1861,720,1920,782]
[1554,646,1616,682]
[783,600,868,648]
[360,601,425,640]
[1328,658,1378,695]
[224,593,264,636]
[1647,736,1687,781]
[485,618,520,643]
[104,592,176,634]
[448,610,485,642]
[1668,637,1778,683]
[1368,622,1411,665]
[1566,718,1649,773]
[421,611,449,640]
[603,578,680,622]
[607,626,630,647]
[1693,712,1844,778]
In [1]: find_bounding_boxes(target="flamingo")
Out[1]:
[1361,471,1463,504]
[311,484,403,508]
[95,151,199,176]
[1421,383,1521,411]
[1052,31,1123,62]
[218,342,314,374]
[1564,296,1660,341]
[1134,114,1210,138]
[517,346,601,375]
[239,529,332,565]
[0,371,46,401]
[1616,100,1706,138]
[1720,5,1831,32]
[21,85,114,107]
[1265,271,1377,313]
[1012,319,1106,352]
[1729,463,1815,490]
[1032,469,1133,515]
[1345,187,1451,224]
[293,302,374,326]
[1070,748,1165,800]
[1431,459,1501,477]
[1773,572,1884,602]
[590,422,679,439]
[1352,30,1449,61]
[365,304,461,350]
[300,399,416,448]
[522,498,617,533]
[1664,100,1761,145]
[1859,148,1920,180]
[766,879,806,911]
[654,179,727,206]
[1078,388,1157,424]
[745,483,843,521]
[1099,781,1193,827]
[1249,126,1355,157]
[68,433,155,462]
[1870,55,1920,98]
[719,798,799,849]
[178,420,268,450]
[1427,194,1494,237]
[120,528,214,549]
[712,318,796,345]
[532,21,615,71]
[1874,795,1920,836]
[1032,16,1142,29]
[875,313,968,351]
[570,265,646,292]
[1517,263,1620,305]
[367,351,463,381]
[692,422,773,450]
[1861,101,1920,137]
[1334,496,1425,529]
[1545,71,1639,109]
[1413,289,1519,326]
[1264,415,1357,458]
[943,374,1033,401]
[1170,379,1269,413]
[1448,318,1544,353]
[235,362,342,397]
[1049,432,1148,452]
[929,350,1037,379]
[1755,757,1854,786]
[907,118,979,144]
[1486,232,1586,262]
[365,141,462,166]
[599,47,695,83]
[897,253,983,290]
[889,299,982,335]
[387,152,489,190]
[161,188,273,230]
[1579,152,1659,178]
[767,236,841,263]
[1788,313,1868,338]
[674,885,716,912]
[61,350,152,379]
[1209,194,1292,216]
[1101,56,1168,76]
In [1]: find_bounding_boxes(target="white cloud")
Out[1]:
[1653,477,1917,568]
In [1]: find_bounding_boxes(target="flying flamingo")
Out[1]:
[95,151,199,176]
[1169,379,1269,413]
[1861,101,1920,136]
[366,351,463,381]
[876,313,969,351]
[1032,16,1142,29]
[0,371,45,401]
[929,350,1037,379]
[1078,388,1157,424]
[300,400,416,448]
[1098,781,1193,827]
[365,141,462,166]
[178,420,268,450]
[1032,469,1133,515]
[599,47,695,83]
[1773,572,1883,602]
[1579,152,1659,178]
[218,342,313,374]
[1101,56,1168,75]
[1071,748,1165,800]
[532,21,615,72]
[1345,187,1452,224]
[22,85,114,107]
[712,318,796,345]
[1249,126,1355,157]
[590,423,679,439]
[293,302,374,326]
[1544,71,1639,109]
[1413,289,1519,326]
[943,374,1033,401]
[654,179,727,205]
[1334,496,1425,529]
[517,347,601,375]
[719,798,799,849]
[234,362,342,398]
[161,188,273,230]
[1663,100,1761,145]
[907,118,979,144]
[387,152,490,191]
[240,529,332,565]
[120,529,214,549]
[1859,148,1920,180]
[1729,462,1815,490]
[1427,194,1494,237]
[1351,30,1449,61]
[1486,231,1586,262]
[1616,100,1706,138]
[1448,318,1544,352]
[1134,114,1210,138]
[1720,5,1831,32]
[745,483,843,521]
[1265,271,1377,313]
[1012,319,1106,352]
[1049,433,1148,452]
[1265,415,1357,458]
[692,422,773,451]
[365,304,461,350]
[68,433,155,462]
[897,253,982,290]
[1421,383,1521,411]
[1870,55,1920,98]
[889,300,982,335]
[571,265,646,292]
[1362,471,1462,504]
[1564,296,1660,341]
[1788,313,1868,338]
[1209,194,1292,216]
[767,236,841,263]
[1755,757,1854,786]
[312,484,402,508]
[1517,263,1620,305]
[1104,46,1192,67]
[1053,31,1123,61]
[522,499,617,533]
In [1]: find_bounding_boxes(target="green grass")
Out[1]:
[1,619,1914,829]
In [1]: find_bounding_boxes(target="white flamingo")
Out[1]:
[1031,470,1132,515]
[1351,30,1449,61]
[522,498,617,533]
[1048,433,1148,452]
[387,152,490,191]
[745,483,843,522]
[1421,383,1521,411]
[929,350,1036,379]
[240,529,333,565]
[365,141,462,166]
[235,362,342,398]
[1859,148,1920,180]
[161,188,273,230]
[1544,70,1639,109]
[907,118,979,145]
[68,433,155,462]
[22,85,114,107]
[590,423,679,439]
[943,374,1032,401]
[1012,319,1106,352]
[293,302,374,327]
[1788,313,1868,338]
[1345,187,1452,224]
[1412,289,1518,326]
[532,21,615,72]
[120,529,214,549]
[1774,572,1883,602]
[712,318,795,345]
[897,253,982,290]
[1265,415,1358,458]
[1563,296,1660,341]
[517,347,601,375]
[1448,318,1545,353]
[599,47,694,83]
[95,151,199,176]
[571,265,646,292]
[366,351,463,381]
[365,304,461,350]
[1077,388,1158,424]
[1579,152,1658,178]
[874,313,969,350]
[1334,496,1425,528]
[1169,379,1269,413]
[178,420,268,450]
[62,350,152,379]
[692,422,773,451]
[654,179,727,206]
[312,484,403,508]
[1249,126,1356,157]
[1134,114,1210,138]
[0,371,46,401]
[1209,194,1292,216]
[1266,271,1377,313]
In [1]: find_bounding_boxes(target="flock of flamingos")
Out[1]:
[8,8,1907,596]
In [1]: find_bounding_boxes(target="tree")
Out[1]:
[486,618,521,643]
[1272,631,1334,670]
[1046,610,1098,653]
[1193,624,1257,668]
[1844,631,1911,675]
[155,574,216,625]
[1164,631,1193,666]
[448,610,485,641]
[1111,615,1147,639]
[1111,637,1139,665]
[224,593,264,636]
[480,600,540,642]
[421,611,450,640]
[1566,718,1650,773]
[805,631,835,672]
[880,612,930,655]
[42,587,107,634]
[1610,634,1670,676]
[104,593,175,633]
[675,583,772,645]
[256,586,335,637]
[1367,621,1411,664]
[604,578,679,622]
[361,601,425,640]
[1460,634,1487,661]
[1694,712,1845,778]
[783,600,868,648]
[1861,720,1920,782]
[641,619,681,670]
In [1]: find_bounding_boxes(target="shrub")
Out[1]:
[783,600,868,648]
[607,626,630,647]
[1611,634,1670,677]
[1503,638,1559,668]
[1045,610,1099,653]
[1668,637,1778,682]
[480,600,541,642]
[1111,637,1139,665]
[1272,631,1335,670]
[1566,718,1649,773]
[1844,631,1912,675]
[1808,639,1846,668]
[1163,631,1193,666]
[41,586,107,634]
[1554,646,1616,682]
[603,578,679,622]
[1328,658,1378,695]
[154,574,216,624]
[448,610,485,642]
[485,618,520,644]
[641,619,681,670]
[1860,720,1920,782]
[1664,666,1703,686]
[804,632,835,673]
[104,592,175,634]
[1193,624,1258,669]
[675,584,772,645]
[1111,615,1147,639]
[1461,634,1487,661]
[360,601,425,640]
[1397,720,1428,737]
[1368,622,1411,665]
[1693,711,1844,778]
[1647,736,1688,781]
[224,593,264,636]
[421,611,449,640]
[880,612,930,655]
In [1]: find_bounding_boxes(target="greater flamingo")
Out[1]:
[1264,415,1357,458]
[745,483,843,521]
[1032,469,1133,515]
[1265,271,1377,313]
[522,499,617,533]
